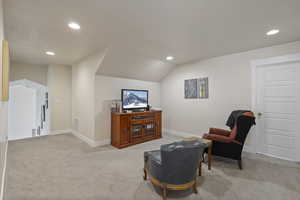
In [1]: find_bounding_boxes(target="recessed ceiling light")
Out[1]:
[266,29,279,36]
[166,56,174,61]
[68,22,81,30]
[46,51,55,56]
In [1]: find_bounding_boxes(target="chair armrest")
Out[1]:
[203,133,242,145]
[144,150,163,181]
[209,128,231,136]
[144,150,161,164]
[203,133,232,143]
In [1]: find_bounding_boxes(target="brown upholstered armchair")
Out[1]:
[203,111,255,169]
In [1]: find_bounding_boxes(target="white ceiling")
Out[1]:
[4,0,300,81]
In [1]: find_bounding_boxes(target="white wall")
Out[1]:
[94,75,161,141]
[71,51,161,144]
[47,65,72,132]
[0,0,7,198]
[161,41,300,147]
[9,62,69,133]
[72,52,105,140]
[10,62,48,86]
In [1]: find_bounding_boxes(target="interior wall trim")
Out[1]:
[0,141,8,200]
[257,152,298,162]
[163,128,201,138]
[50,129,72,135]
[71,130,110,147]
[93,139,111,147]
[7,131,71,142]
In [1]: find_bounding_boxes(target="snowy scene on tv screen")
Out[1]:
[123,90,148,109]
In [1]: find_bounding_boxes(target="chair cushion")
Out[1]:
[161,140,205,152]
[144,140,206,185]
[160,140,205,184]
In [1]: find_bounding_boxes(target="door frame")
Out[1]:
[251,53,300,161]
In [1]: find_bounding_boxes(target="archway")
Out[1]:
[8,79,49,140]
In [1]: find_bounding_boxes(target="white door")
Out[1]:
[256,60,300,161]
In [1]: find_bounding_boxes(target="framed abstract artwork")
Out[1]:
[1,40,10,101]
[198,77,209,99]
[184,77,209,99]
[184,79,198,98]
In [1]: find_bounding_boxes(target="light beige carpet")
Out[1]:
[5,134,300,200]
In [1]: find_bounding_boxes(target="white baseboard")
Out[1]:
[256,152,300,162]
[71,130,110,147]
[50,129,72,135]
[71,130,96,147]
[0,141,8,200]
[243,145,256,153]
[93,139,111,147]
[8,130,72,142]
[163,128,201,138]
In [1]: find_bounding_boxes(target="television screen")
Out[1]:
[122,89,148,110]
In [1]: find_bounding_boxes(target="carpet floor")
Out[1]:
[4,134,300,200]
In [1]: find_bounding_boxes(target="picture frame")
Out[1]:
[184,79,198,99]
[1,40,10,101]
[184,77,209,99]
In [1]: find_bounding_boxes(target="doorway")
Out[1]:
[252,54,300,162]
[8,79,49,140]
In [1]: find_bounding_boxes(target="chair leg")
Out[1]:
[237,159,242,170]
[162,185,167,200]
[198,161,202,176]
[143,168,147,180]
[192,182,198,194]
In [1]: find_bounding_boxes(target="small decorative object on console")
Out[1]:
[110,100,122,113]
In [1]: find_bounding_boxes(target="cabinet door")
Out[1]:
[155,113,162,137]
[120,116,130,145]
[143,120,156,137]
[131,124,143,140]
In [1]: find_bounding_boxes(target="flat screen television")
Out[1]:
[122,89,148,110]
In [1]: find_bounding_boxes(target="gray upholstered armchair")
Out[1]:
[143,140,207,200]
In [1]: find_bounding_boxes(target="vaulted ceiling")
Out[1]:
[4,0,300,81]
